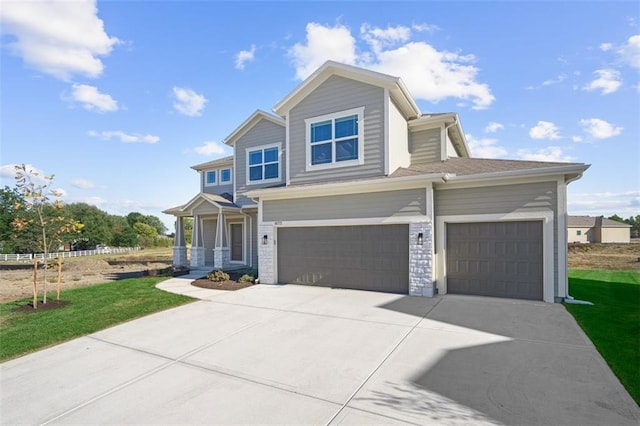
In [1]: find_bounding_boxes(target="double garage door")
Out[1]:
[277,225,409,294]
[446,221,543,300]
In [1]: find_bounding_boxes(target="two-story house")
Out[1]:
[165,61,589,303]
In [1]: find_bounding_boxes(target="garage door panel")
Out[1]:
[277,225,409,294]
[447,221,543,300]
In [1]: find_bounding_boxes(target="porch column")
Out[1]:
[190,215,205,268]
[213,211,230,269]
[172,216,187,267]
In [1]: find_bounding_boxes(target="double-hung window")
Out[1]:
[305,107,364,170]
[220,168,232,184]
[246,143,281,184]
[205,170,216,186]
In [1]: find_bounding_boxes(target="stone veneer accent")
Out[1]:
[258,224,275,284]
[213,247,230,269]
[173,246,188,268]
[190,246,206,268]
[409,221,434,297]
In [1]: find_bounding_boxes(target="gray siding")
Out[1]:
[410,127,441,165]
[234,120,286,207]
[435,181,559,294]
[263,189,426,222]
[288,75,385,184]
[203,182,233,196]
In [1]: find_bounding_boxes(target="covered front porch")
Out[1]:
[165,193,256,270]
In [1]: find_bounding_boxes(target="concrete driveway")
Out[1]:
[2,284,639,425]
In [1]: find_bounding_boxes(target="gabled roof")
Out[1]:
[163,192,240,216]
[391,157,589,181]
[191,155,233,171]
[568,216,631,228]
[272,61,421,119]
[223,109,284,146]
[408,113,470,157]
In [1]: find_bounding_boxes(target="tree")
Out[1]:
[133,222,158,247]
[12,165,82,307]
[0,186,25,253]
[64,203,112,247]
[183,217,193,245]
[109,215,139,247]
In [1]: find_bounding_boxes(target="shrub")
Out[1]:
[239,274,255,283]
[207,270,230,282]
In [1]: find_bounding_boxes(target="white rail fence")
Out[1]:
[0,247,140,262]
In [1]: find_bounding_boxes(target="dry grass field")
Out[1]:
[0,248,172,303]
[1,243,638,303]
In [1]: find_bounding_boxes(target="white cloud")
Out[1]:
[289,22,357,80]
[0,163,47,182]
[583,69,622,95]
[193,141,227,156]
[517,147,575,162]
[172,87,207,117]
[484,122,504,133]
[600,42,613,52]
[572,135,583,143]
[465,134,508,159]
[50,188,66,197]
[71,178,95,189]
[88,130,160,144]
[579,118,623,139]
[411,23,440,33]
[568,190,640,217]
[235,44,256,70]
[289,22,494,110]
[83,196,107,205]
[618,34,640,68]
[529,121,561,140]
[69,83,118,112]
[0,0,119,80]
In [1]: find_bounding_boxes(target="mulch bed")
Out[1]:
[191,271,255,291]
[14,299,69,312]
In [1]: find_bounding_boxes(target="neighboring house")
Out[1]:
[568,216,631,243]
[165,61,590,303]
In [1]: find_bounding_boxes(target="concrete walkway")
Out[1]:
[2,284,639,425]
[155,271,229,300]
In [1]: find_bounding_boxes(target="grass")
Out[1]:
[565,269,640,404]
[0,277,194,362]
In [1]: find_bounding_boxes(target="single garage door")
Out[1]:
[446,221,543,300]
[277,225,409,294]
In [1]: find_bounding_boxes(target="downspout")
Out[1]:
[563,173,594,306]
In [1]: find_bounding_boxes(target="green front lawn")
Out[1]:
[565,269,640,404]
[0,277,194,362]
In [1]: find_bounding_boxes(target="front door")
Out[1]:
[230,223,243,262]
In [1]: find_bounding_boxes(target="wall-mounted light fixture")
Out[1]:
[262,235,268,245]
[417,232,424,246]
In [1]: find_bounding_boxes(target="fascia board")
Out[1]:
[408,113,457,131]
[223,110,285,146]
[443,164,590,184]
[246,173,447,201]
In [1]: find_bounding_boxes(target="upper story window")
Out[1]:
[220,168,232,183]
[205,170,217,186]
[305,107,365,171]
[246,143,281,184]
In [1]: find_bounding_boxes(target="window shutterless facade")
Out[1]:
[205,170,217,186]
[246,143,281,184]
[220,168,232,183]
[305,107,365,171]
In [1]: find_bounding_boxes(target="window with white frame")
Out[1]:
[220,168,232,184]
[246,144,280,184]
[305,107,364,170]
[205,170,216,186]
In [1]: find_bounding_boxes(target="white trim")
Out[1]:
[285,111,290,186]
[265,215,428,228]
[232,146,237,202]
[220,167,233,185]
[435,174,576,191]
[442,165,588,185]
[435,212,555,303]
[245,142,283,186]
[439,124,447,162]
[304,106,365,172]
[204,170,217,187]
[224,110,285,146]
[557,178,568,298]
[383,88,390,176]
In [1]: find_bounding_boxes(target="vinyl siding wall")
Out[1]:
[387,99,410,173]
[234,120,286,207]
[203,181,233,196]
[410,127,441,165]
[288,75,386,184]
[435,181,559,292]
[262,188,426,222]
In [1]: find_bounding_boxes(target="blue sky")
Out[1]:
[1,1,638,229]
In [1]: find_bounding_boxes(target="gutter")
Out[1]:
[442,164,590,183]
